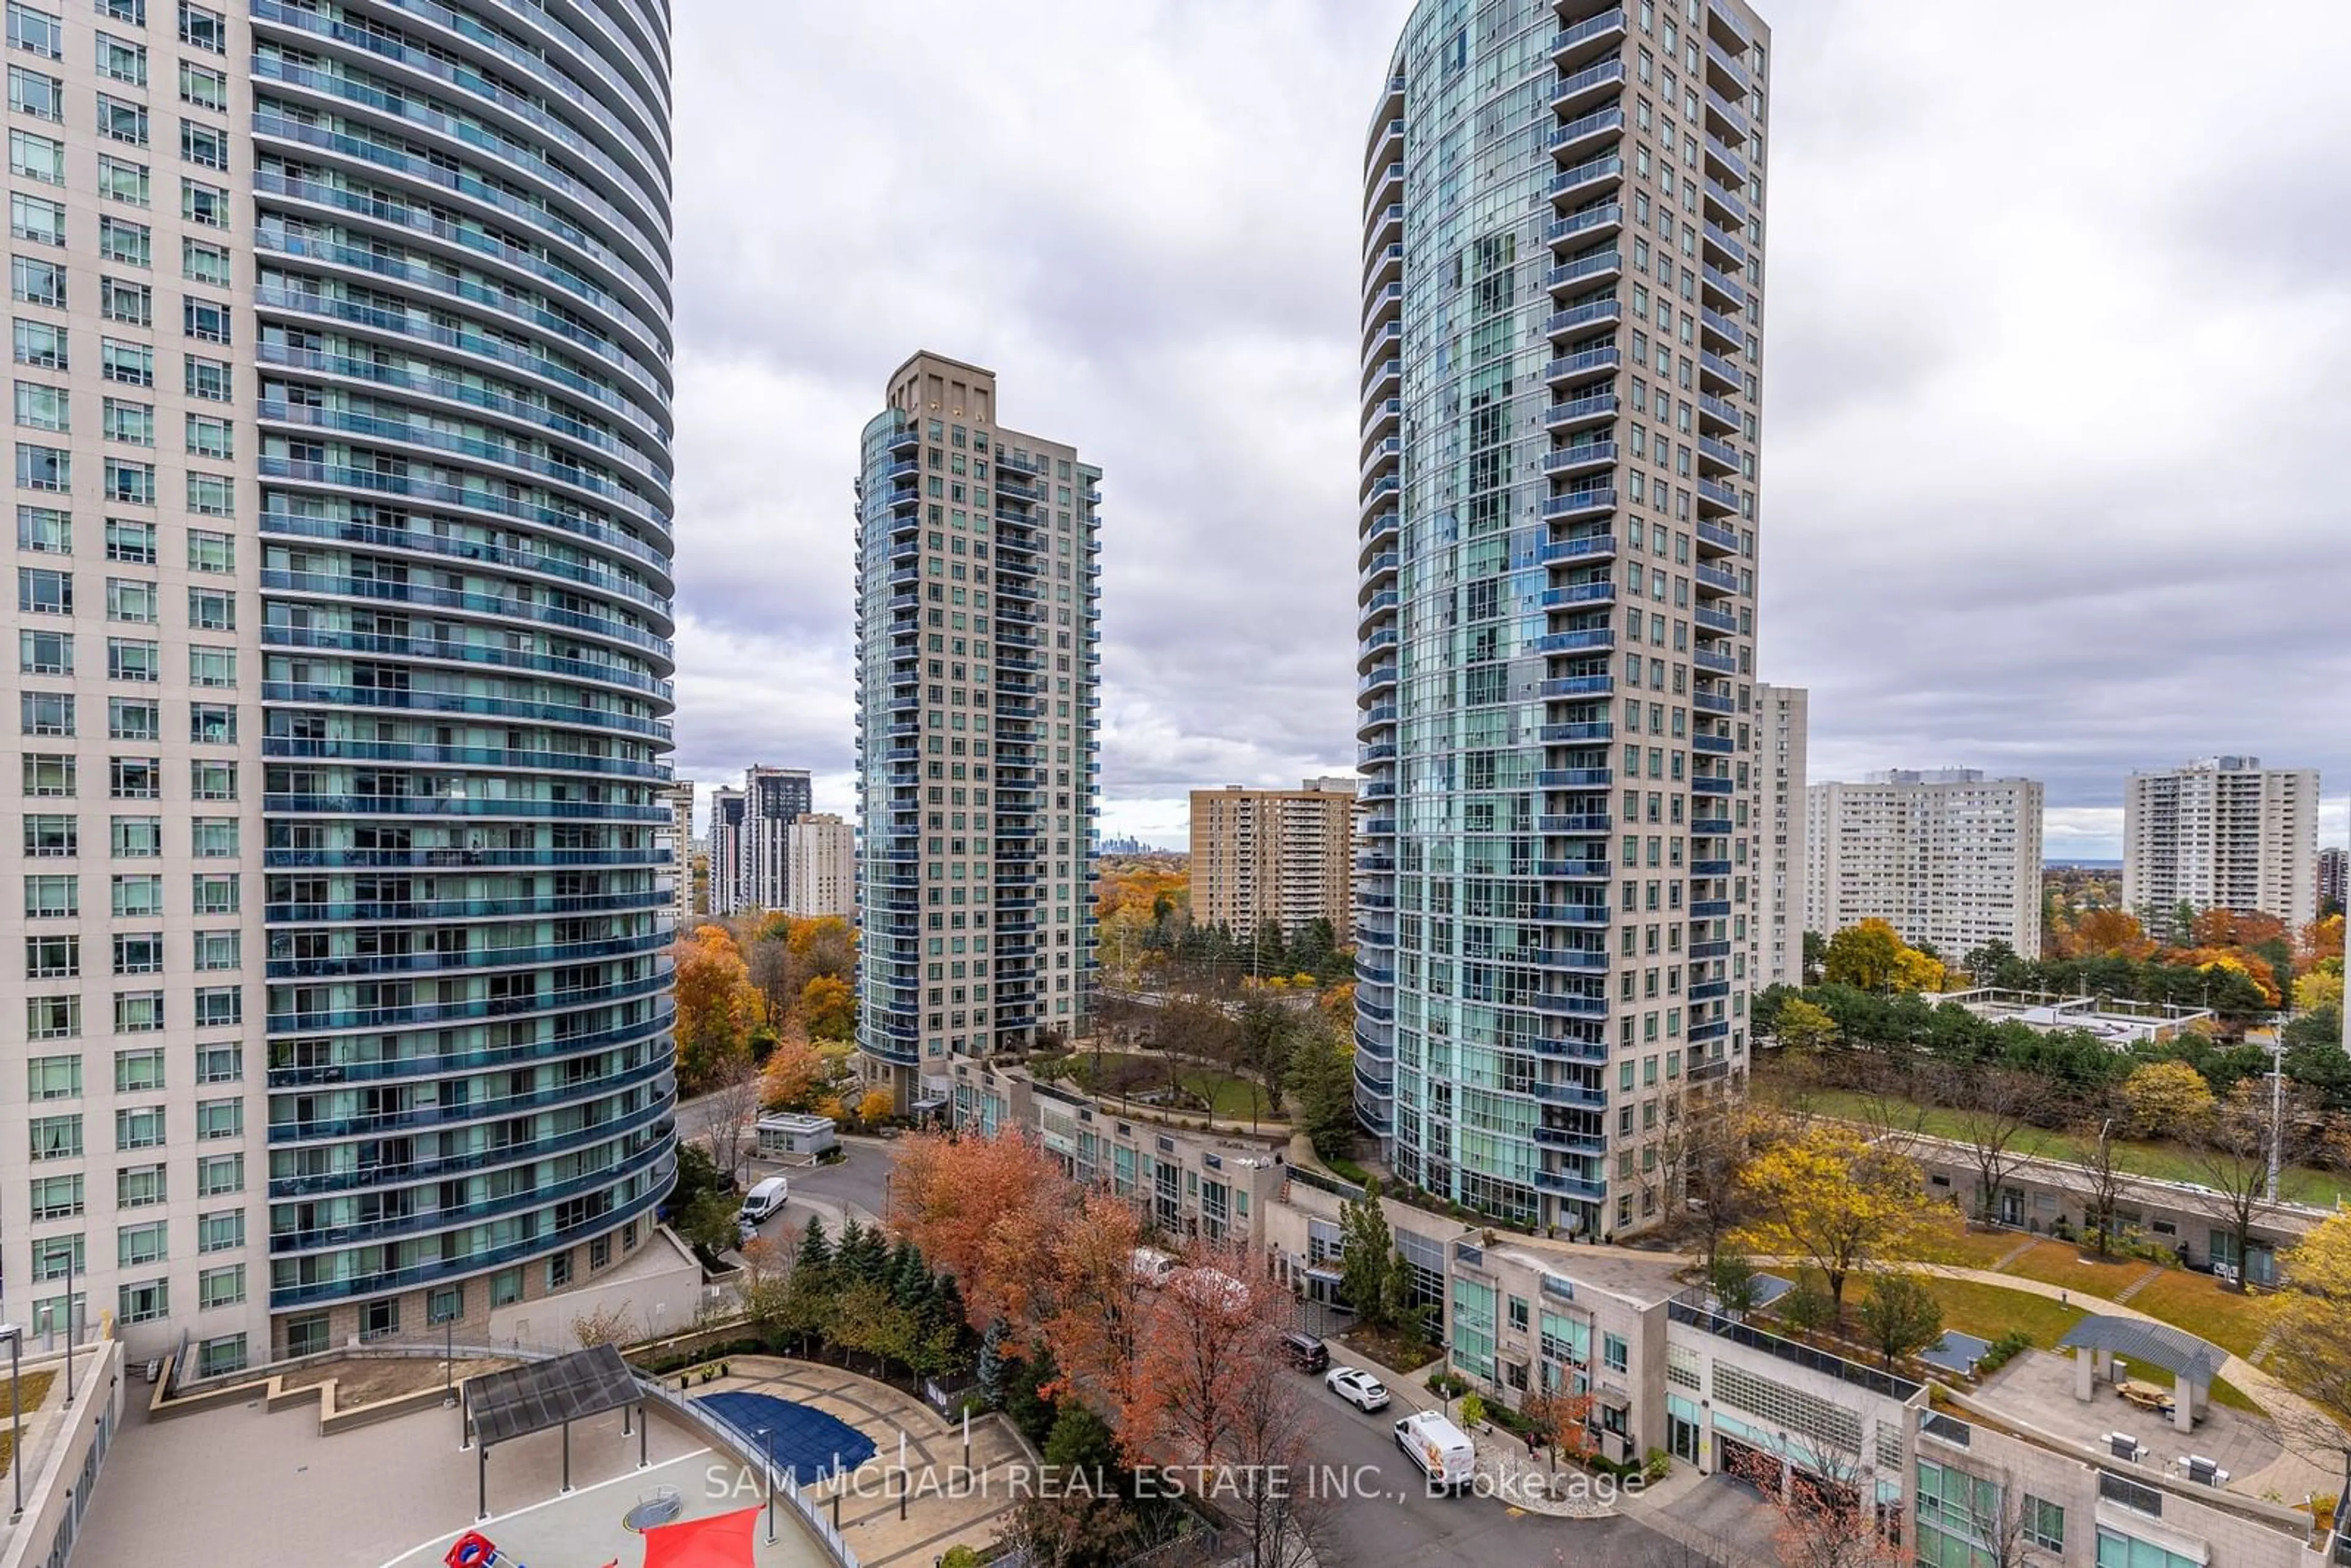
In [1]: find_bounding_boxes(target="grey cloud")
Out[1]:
[667,0,2351,853]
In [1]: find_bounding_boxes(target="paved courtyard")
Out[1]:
[75,1375,828,1568]
[1976,1349,2281,1488]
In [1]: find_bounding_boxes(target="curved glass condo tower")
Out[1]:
[1355,0,1770,1240]
[0,0,678,1371]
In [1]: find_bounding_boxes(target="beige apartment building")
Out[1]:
[2123,758,2318,939]
[1805,769,2044,959]
[853,354,1102,1105]
[1189,778,1356,943]
[785,811,855,920]
[659,781,694,924]
[1755,683,1806,986]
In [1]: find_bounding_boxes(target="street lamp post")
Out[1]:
[0,1325,21,1520]
[758,1425,776,1544]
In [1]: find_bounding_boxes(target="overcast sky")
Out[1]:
[666,0,2351,861]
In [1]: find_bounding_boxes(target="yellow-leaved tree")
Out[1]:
[2263,1210,2351,1479]
[1733,1124,1955,1318]
[2118,1059,2214,1140]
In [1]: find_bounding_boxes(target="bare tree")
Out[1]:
[1741,1437,1904,1568]
[2066,1109,2129,1257]
[571,1300,639,1347]
[2183,1078,2315,1292]
[1930,1063,2057,1225]
[700,1047,763,1185]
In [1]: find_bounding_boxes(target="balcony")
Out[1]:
[1697,560,1741,594]
[1550,6,1626,73]
[1360,551,1400,591]
[1363,509,1400,550]
[1530,627,1614,655]
[1537,814,1611,835]
[1546,391,1618,432]
[1363,200,1403,258]
[1361,625,1400,662]
[1706,0,1751,52]
[1545,249,1622,294]
[1363,394,1402,448]
[1542,440,1616,477]
[1550,154,1624,207]
[1698,391,1741,433]
[1700,308,1745,352]
[1701,220,1747,268]
[1544,298,1621,340]
[1693,647,1738,675]
[1365,240,1404,298]
[1359,664,1398,697]
[1534,1169,1607,1200]
[1549,105,1624,163]
[1537,767,1613,788]
[1540,674,1613,699]
[1696,475,1741,514]
[1703,135,1749,186]
[1692,732,1733,754]
[1536,949,1610,972]
[1361,279,1403,333]
[1540,720,1613,742]
[1540,580,1615,609]
[1361,434,1403,482]
[1547,201,1624,252]
[1543,345,1620,389]
[1357,702,1397,736]
[1534,992,1610,1018]
[1692,858,1733,877]
[1690,899,1732,919]
[1702,178,1745,226]
[1692,813,1734,835]
[1367,159,1403,215]
[1692,775,1735,797]
[1697,435,1741,475]
[1698,351,1742,393]
[1705,39,1750,97]
[1550,54,1626,118]
[1541,487,1616,521]
[1704,86,1749,144]
[1534,1034,1609,1063]
[1367,114,1403,176]
[1536,531,1615,564]
[1363,354,1400,403]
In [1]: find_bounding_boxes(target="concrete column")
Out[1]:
[2173,1373,2194,1434]
[2075,1346,2094,1402]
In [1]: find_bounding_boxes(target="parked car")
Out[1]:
[1324,1365,1390,1412]
[1393,1409,1477,1491]
[1280,1331,1330,1372]
[1130,1247,1179,1288]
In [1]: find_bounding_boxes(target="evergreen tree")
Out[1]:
[976,1318,1011,1409]
[1338,1180,1400,1329]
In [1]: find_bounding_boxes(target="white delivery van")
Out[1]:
[1393,1411,1477,1492]
[1130,1247,1179,1288]
[736,1175,790,1233]
[1168,1266,1250,1315]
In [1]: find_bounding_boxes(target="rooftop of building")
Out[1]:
[1477,1236,1690,1308]
[1923,988,2214,1044]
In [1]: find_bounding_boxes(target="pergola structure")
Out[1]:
[2057,1316,2225,1435]
[462,1343,649,1519]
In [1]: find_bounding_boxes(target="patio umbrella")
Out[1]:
[641,1506,760,1568]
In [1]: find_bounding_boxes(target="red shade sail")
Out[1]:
[640,1506,760,1568]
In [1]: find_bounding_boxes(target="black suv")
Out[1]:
[1280,1331,1330,1372]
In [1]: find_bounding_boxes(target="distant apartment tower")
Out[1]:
[707,787,748,915]
[2320,846,2347,912]
[741,766,814,913]
[661,782,696,925]
[1190,779,1358,943]
[1804,770,2044,959]
[787,814,857,920]
[2123,757,2319,937]
[1755,686,1808,986]
[853,354,1101,1108]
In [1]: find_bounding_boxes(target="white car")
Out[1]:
[1325,1366,1391,1413]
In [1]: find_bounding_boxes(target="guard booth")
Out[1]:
[755,1112,837,1160]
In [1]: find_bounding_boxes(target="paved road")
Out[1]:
[1294,1383,1704,1566]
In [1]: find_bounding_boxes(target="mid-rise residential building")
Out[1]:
[659,781,694,925]
[786,812,855,920]
[706,785,746,915]
[1189,778,1357,943]
[1755,683,1806,986]
[2319,845,2345,912]
[740,764,811,913]
[0,0,680,1373]
[2124,758,2319,938]
[853,354,1100,1108]
[1354,0,1774,1239]
[1804,770,2044,959]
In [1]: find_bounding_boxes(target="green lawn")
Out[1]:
[2124,1269,2270,1361]
[1995,1239,2156,1300]
[1060,1051,1283,1122]
[0,1371,53,1476]
[1793,1087,2351,1208]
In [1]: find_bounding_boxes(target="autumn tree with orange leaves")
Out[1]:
[2061,907,2155,961]
[888,1129,1074,1340]
[673,923,762,1091]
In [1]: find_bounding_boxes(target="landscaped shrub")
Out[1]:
[1976,1329,2034,1375]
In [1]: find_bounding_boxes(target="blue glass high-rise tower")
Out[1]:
[1355,0,1770,1240]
